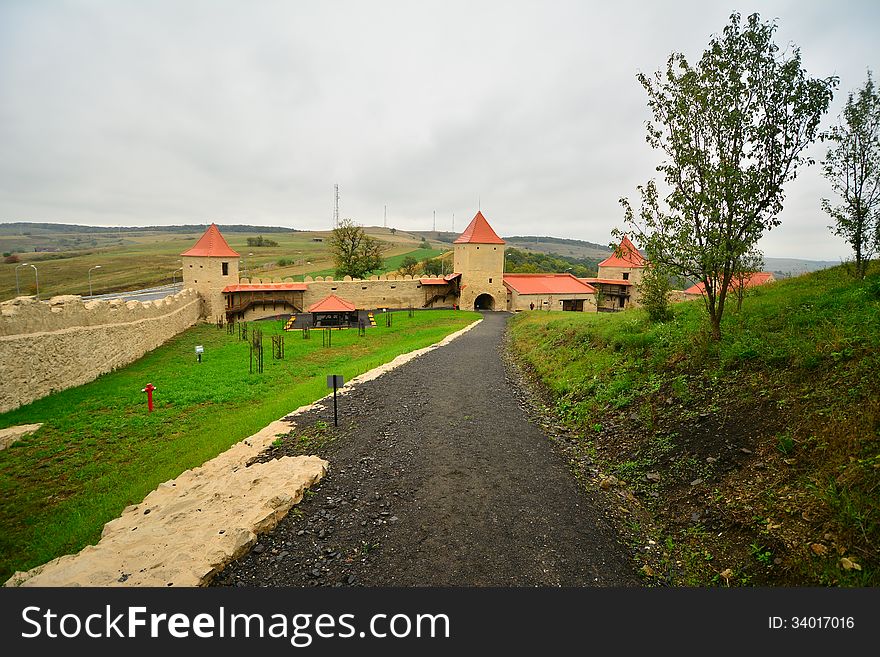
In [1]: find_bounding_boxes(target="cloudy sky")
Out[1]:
[1,1,877,259]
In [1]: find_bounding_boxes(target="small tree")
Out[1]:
[618,12,835,341]
[638,264,674,322]
[398,255,420,277]
[821,71,880,280]
[422,257,444,276]
[731,249,765,312]
[329,219,383,279]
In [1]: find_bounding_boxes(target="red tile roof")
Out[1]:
[223,283,307,293]
[419,278,451,285]
[598,236,646,268]
[453,211,505,244]
[582,278,633,287]
[503,273,596,295]
[307,294,357,313]
[684,272,775,295]
[181,223,240,258]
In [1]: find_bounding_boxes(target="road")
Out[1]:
[212,312,639,587]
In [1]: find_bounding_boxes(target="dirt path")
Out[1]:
[212,313,638,587]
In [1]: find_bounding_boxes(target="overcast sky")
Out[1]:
[1,1,877,259]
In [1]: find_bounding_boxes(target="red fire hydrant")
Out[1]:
[142,383,157,412]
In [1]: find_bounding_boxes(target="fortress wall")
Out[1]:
[0,290,201,413]
[239,275,457,311]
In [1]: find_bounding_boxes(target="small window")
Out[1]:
[493,247,497,250]
[199,265,203,269]
[189,264,193,268]
[194,279,198,283]
[331,287,337,291]
[622,272,629,280]
[222,262,229,276]
[390,285,396,289]
[489,278,493,283]
[476,246,480,250]
[362,286,367,290]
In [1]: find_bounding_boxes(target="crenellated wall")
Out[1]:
[0,290,201,413]
[235,275,458,317]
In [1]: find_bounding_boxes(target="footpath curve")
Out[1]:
[214,312,638,586]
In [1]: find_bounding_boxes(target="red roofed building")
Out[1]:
[586,236,649,311]
[453,211,508,311]
[504,273,597,312]
[683,272,776,297]
[181,223,241,322]
[223,282,307,323]
[308,294,359,327]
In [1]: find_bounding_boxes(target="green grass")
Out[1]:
[509,264,880,585]
[0,309,479,581]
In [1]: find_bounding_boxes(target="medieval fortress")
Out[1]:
[0,212,646,413]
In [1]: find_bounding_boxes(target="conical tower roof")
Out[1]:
[453,211,505,245]
[180,223,240,258]
[598,235,646,268]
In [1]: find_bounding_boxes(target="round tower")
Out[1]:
[181,223,240,322]
[453,211,506,310]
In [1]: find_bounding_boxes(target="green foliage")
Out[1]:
[821,70,880,280]
[638,265,674,322]
[619,12,836,340]
[398,255,420,276]
[422,257,444,276]
[246,235,279,247]
[0,310,479,580]
[503,247,598,277]
[329,219,384,279]
[510,264,880,584]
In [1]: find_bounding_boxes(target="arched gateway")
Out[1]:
[474,293,495,311]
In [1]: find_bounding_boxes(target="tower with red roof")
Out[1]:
[452,211,508,310]
[583,235,648,310]
[181,223,240,322]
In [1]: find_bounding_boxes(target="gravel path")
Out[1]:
[212,312,638,587]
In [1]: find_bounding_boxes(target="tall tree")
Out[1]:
[618,12,835,340]
[821,71,880,280]
[329,219,384,279]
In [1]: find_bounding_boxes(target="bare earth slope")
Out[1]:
[213,312,638,587]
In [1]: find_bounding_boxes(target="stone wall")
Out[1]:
[0,290,201,413]
[508,290,597,313]
[237,275,457,316]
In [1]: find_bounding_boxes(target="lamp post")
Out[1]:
[172,267,183,286]
[14,262,29,296]
[88,265,102,297]
[29,264,39,300]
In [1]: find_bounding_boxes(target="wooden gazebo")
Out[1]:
[308,294,359,327]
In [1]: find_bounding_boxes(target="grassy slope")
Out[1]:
[508,266,879,586]
[0,310,479,580]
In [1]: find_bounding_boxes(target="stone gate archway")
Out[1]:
[474,293,495,311]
